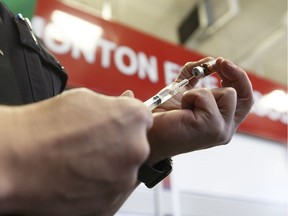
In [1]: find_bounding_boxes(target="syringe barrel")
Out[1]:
[144,79,189,110]
[144,96,161,110]
[191,59,217,79]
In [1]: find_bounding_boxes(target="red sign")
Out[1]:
[33,0,287,143]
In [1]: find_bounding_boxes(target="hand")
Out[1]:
[0,88,153,216]
[147,57,254,164]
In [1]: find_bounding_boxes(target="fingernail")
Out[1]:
[121,90,134,97]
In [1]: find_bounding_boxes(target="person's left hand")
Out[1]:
[146,57,254,165]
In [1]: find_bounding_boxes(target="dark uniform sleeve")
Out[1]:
[0,2,67,105]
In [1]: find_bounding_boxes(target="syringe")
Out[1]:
[144,78,191,110]
[144,59,217,110]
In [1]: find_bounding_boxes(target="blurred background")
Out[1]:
[3,0,287,215]
[73,0,287,86]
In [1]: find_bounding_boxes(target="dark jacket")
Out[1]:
[0,2,67,105]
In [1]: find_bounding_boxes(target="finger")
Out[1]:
[120,90,135,98]
[211,87,237,123]
[181,88,220,117]
[177,57,215,87]
[216,58,253,100]
[216,58,254,124]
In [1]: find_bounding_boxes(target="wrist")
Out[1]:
[0,106,39,214]
[146,126,168,166]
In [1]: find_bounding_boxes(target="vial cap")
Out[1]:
[191,66,205,79]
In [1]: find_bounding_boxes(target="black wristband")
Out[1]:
[138,158,173,188]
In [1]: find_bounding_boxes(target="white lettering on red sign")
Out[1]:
[251,91,287,124]
[98,38,117,68]
[31,16,287,125]
[31,15,219,87]
[32,16,160,83]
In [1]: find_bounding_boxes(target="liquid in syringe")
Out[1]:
[144,79,190,110]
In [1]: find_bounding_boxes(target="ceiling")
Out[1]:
[71,0,287,86]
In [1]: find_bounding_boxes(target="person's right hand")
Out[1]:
[0,88,153,216]
[146,57,254,165]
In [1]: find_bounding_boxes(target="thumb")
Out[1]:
[120,90,135,98]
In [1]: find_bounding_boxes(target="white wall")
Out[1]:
[173,133,287,202]
[173,133,287,216]
[117,133,287,216]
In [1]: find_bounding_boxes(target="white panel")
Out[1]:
[117,185,156,215]
[117,183,175,216]
[117,133,287,216]
[172,133,287,215]
[180,192,287,216]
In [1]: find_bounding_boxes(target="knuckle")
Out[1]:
[180,62,196,77]
[224,87,237,97]
[182,61,194,69]
[125,140,150,166]
[210,121,231,144]
[198,88,212,95]
[218,130,233,145]
[132,105,149,121]
[120,99,153,127]
[218,130,232,144]
[132,141,150,164]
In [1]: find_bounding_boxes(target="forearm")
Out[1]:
[0,89,153,215]
[0,107,22,214]
[0,102,68,215]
